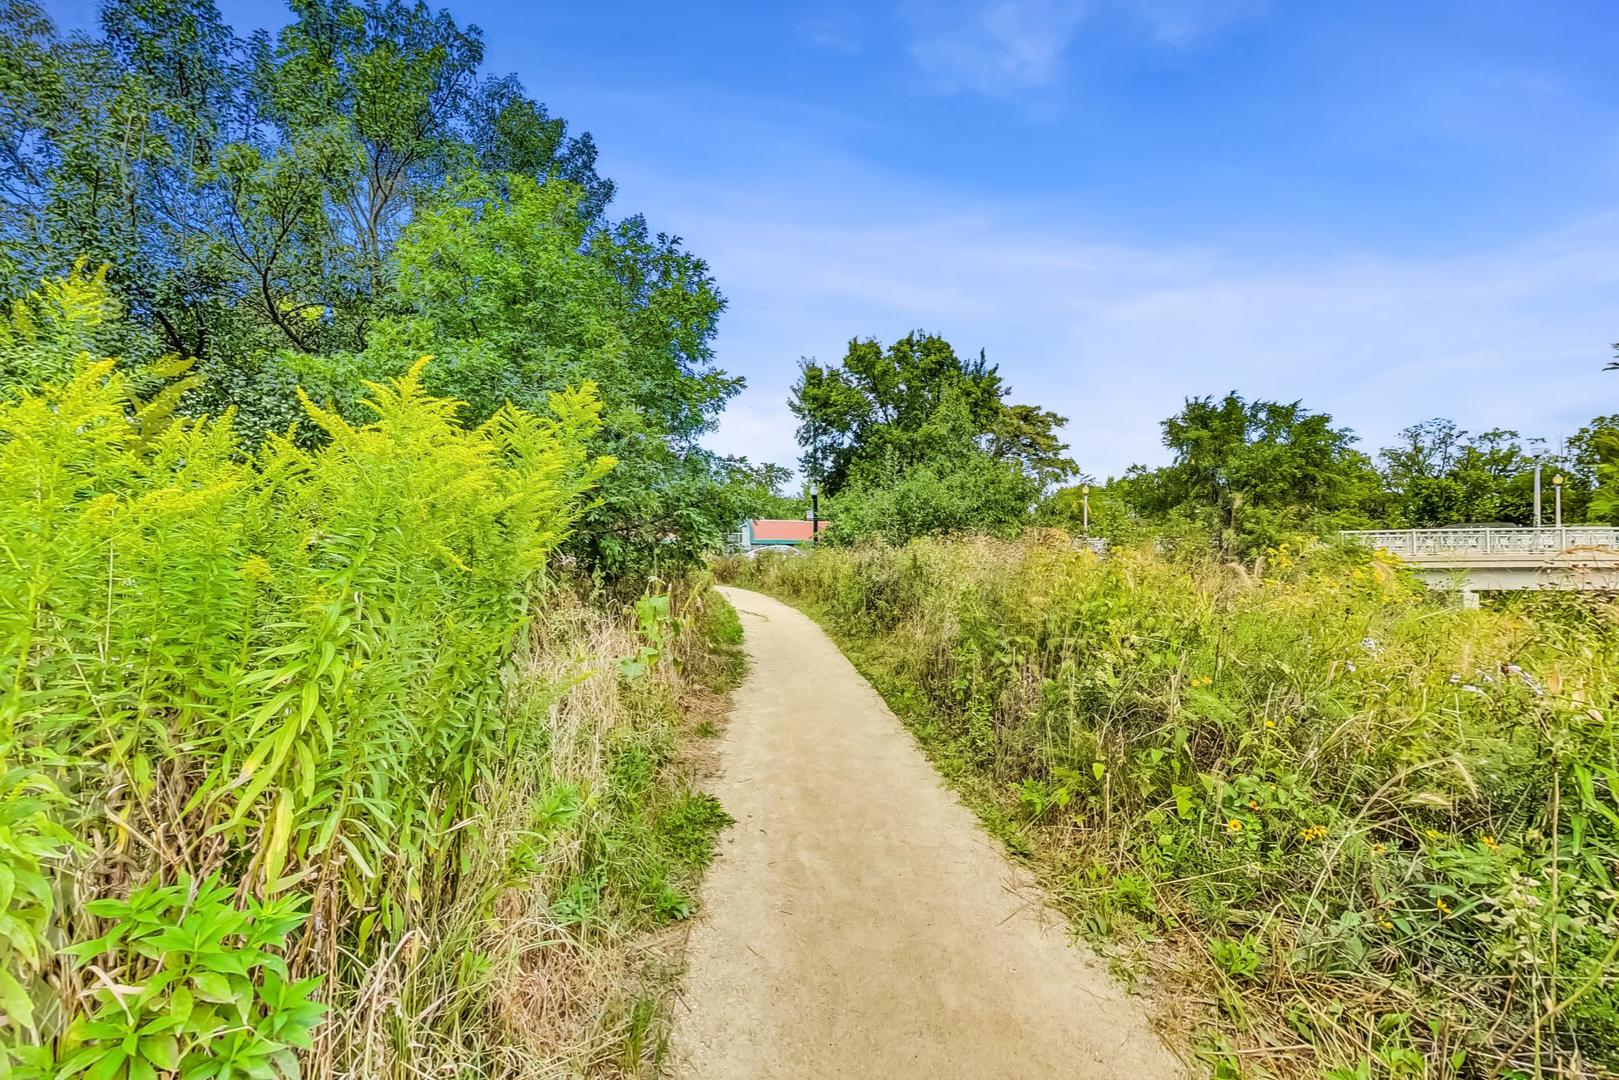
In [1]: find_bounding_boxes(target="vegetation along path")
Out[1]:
[672,587,1181,1078]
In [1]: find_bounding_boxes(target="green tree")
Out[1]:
[820,384,1050,544]
[0,0,776,577]
[789,331,1074,543]
[1570,414,1619,524]
[322,173,752,576]
[1378,419,1588,526]
[0,0,616,431]
[1125,392,1380,552]
[790,331,1075,497]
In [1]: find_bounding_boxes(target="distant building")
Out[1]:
[732,518,830,553]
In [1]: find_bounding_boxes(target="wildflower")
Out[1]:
[1226,819,1244,833]
[1379,918,1394,930]
[1480,835,1498,850]
[1249,799,1260,811]
[239,555,272,582]
[1299,825,1328,842]
[1425,828,1442,840]
[1345,660,1357,673]
[1264,718,1276,730]
[1360,637,1381,655]
[1372,842,1387,855]
[1435,898,1452,915]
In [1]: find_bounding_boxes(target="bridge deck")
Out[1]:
[1342,527,1619,560]
[1340,527,1619,598]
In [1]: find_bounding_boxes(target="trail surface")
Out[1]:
[671,587,1181,1079]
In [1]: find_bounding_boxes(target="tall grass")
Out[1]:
[720,535,1619,1078]
[1,271,737,1076]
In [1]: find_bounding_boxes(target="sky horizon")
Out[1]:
[45,0,1619,481]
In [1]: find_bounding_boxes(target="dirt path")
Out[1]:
[670,587,1182,1079]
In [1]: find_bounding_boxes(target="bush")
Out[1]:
[721,536,1619,1077]
[0,274,729,1075]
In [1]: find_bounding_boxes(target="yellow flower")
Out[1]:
[1379,918,1394,930]
[1248,799,1260,811]
[1299,825,1328,842]
[1435,898,1452,915]
[1480,835,1498,850]
[1425,828,1442,840]
[1264,719,1276,730]
[239,555,272,583]
[1371,842,1387,855]
[1226,818,1244,833]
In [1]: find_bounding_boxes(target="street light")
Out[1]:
[1534,463,1542,528]
[1553,474,1564,528]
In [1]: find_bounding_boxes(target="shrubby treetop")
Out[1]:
[789,331,1076,544]
[0,0,785,579]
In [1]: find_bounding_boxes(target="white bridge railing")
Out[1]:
[1342,527,1619,558]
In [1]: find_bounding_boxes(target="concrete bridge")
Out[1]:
[1340,527,1619,606]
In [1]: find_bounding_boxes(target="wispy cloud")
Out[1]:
[796,13,866,56]
[673,191,1619,479]
[902,0,1091,95]
[898,0,1265,98]
[1128,0,1268,45]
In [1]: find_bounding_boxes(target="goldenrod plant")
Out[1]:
[1,273,735,1076]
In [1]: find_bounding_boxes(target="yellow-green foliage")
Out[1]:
[0,272,632,1074]
[722,536,1619,1077]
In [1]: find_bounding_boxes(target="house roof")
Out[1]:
[750,518,830,543]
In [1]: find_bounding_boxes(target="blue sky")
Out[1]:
[45,0,1619,478]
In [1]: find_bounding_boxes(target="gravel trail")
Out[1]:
[670,587,1182,1079]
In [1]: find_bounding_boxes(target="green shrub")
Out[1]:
[0,270,739,1076]
[722,534,1619,1076]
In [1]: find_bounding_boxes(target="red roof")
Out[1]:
[751,518,831,542]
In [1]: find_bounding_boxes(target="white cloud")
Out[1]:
[903,1,1090,95]
[897,0,1265,98]
[902,0,1090,95]
[681,195,1619,481]
[1127,0,1268,45]
[797,13,866,56]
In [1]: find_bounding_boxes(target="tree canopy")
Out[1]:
[0,0,783,578]
[788,331,1075,543]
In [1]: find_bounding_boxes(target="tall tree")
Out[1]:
[790,331,1075,498]
[0,0,779,577]
[311,172,748,576]
[1125,392,1380,552]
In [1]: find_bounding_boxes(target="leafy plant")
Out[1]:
[721,535,1619,1074]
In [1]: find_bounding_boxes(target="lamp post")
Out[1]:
[1553,474,1564,528]
[1534,463,1542,528]
[1081,484,1090,536]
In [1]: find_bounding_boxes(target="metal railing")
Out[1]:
[1341,527,1619,558]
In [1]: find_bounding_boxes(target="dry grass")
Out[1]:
[722,537,1619,1078]
[313,584,739,1078]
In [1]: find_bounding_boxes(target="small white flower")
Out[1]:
[1345,660,1356,672]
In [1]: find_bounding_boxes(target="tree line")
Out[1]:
[789,331,1619,552]
[0,0,782,580]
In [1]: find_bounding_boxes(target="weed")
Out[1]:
[720,535,1619,1076]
